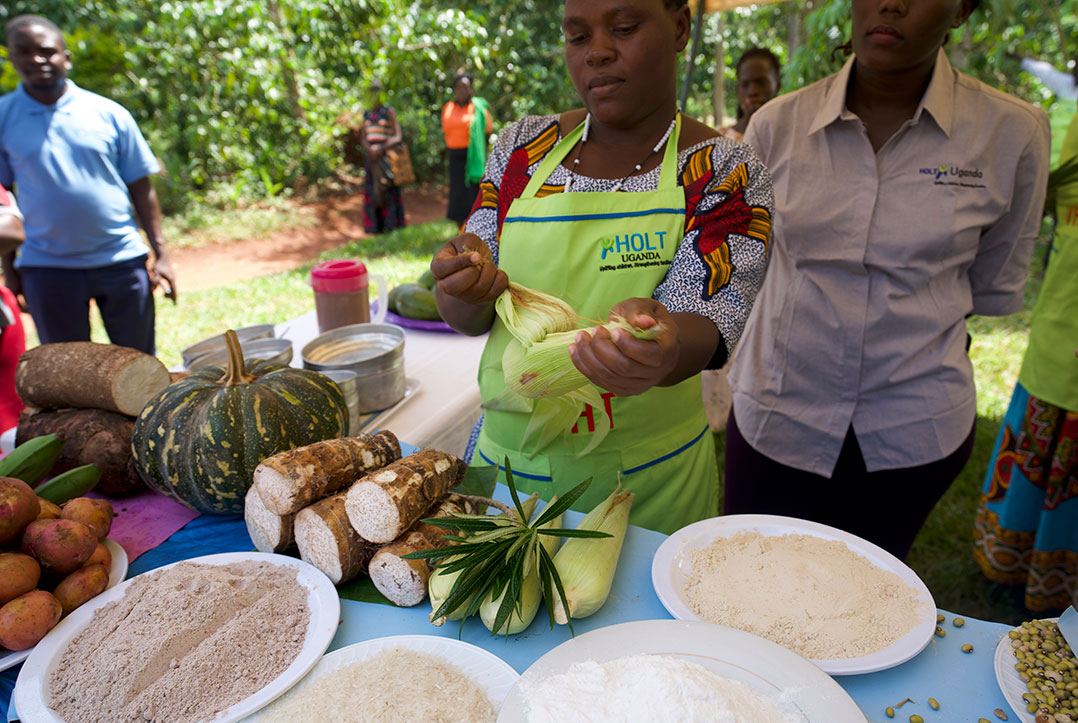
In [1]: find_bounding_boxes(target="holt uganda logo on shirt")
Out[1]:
[919,163,987,189]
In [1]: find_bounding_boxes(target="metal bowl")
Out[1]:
[187,338,294,370]
[302,323,406,413]
[181,324,276,367]
[317,370,361,435]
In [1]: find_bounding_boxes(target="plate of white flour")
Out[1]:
[651,514,936,675]
[496,620,866,722]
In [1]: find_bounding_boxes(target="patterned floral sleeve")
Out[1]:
[462,116,774,367]
[658,137,773,366]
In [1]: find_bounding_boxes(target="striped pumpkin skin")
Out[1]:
[132,360,347,514]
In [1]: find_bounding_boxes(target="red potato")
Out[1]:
[21,519,97,574]
[0,477,40,545]
[0,590,62,651]
[53,564,109,616]
[83,541,112,570]
[0,552,41,606]
[36,498,62,520]
[61,498,113,541]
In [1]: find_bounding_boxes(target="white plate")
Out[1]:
[497,620,866,722]
[13,552,340,722]
[993,617,1060,722]
[651,514,937,675]
[0,538,128,673]
[247,634,520,721]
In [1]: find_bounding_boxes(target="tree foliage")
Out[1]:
[1,0,1073,213]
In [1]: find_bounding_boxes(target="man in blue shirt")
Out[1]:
[0,15,175,355]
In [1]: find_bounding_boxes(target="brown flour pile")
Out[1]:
[49,561,310,722]
[685,532,927,659]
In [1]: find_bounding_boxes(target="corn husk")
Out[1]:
[551,487,634,624]
[494,282,663,457]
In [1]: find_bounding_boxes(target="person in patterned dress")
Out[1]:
[360,80,405,234]
[429,0,773,534]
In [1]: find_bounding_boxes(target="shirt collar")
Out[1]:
[807,48,956,138]
[16,79,79,112]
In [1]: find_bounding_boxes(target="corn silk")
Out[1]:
[489,282,661,456]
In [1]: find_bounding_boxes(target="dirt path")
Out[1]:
[171,186,449,292]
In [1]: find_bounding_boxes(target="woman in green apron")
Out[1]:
[429,0,773,534]
[974,108,1078,611]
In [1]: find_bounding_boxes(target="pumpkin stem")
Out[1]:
[219,330,257,387]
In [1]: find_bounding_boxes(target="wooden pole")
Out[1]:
[711,12,726,127]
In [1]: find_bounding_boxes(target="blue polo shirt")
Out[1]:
[0,81,159,269]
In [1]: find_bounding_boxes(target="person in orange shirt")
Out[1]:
[441,73,493,227]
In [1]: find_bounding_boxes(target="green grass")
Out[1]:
[83,220,458,366]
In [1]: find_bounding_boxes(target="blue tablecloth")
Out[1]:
[2,491,1020,723]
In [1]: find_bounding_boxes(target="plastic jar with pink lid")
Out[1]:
[310,260,386,333]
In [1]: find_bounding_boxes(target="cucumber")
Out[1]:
[395,283,442,321]
[35,464,102,504]
[417,268,437,291]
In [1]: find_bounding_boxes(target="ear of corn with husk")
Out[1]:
[479,498,563,635]
[493,282,662,456]
[551,486,634,624]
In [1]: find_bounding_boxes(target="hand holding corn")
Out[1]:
[569,297,679,397]
[430,233,508,305]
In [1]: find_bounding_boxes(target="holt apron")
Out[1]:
[474,115,718,535]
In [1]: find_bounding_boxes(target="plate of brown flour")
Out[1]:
[13,552,340,722]
[651,515,936,675]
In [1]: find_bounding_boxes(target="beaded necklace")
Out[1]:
[563,111,679,194]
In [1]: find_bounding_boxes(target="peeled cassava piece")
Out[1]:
[344,449,465,544]
[493,282,663,455]
[253,431,402,516]
[15,342,170,417]
[368,494,476,607]
[293,492,371,585]
[245,486,295,554]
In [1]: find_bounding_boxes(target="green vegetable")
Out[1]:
[0,435,62,485]
[34,465,101,504]
[404,459,611,636]
[394,283,442,321]
[387,284,405,314]
[131,330,348,514]
[417,268,437,291]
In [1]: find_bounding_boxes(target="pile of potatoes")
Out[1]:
[0,477,115,651]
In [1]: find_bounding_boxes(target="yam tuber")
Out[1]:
[83,542,111,571]
[344,449,466,544]
[61,498,113,541]
[17,409,144,496]
[15,342,169,417]
[21,518,97,574]
[0,477,40,545]
[0,590,62,650]
[368,494,475,607]
[293,492,373,585]
[36,498,62,520]
[254,431,402,515]
[53,564,109,616]
[244,486,295,554]
[0,552,41,606]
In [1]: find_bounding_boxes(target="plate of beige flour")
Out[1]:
[651,514,936,675]
[13,552,340,722]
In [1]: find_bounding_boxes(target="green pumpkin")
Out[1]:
[132,330,348,514]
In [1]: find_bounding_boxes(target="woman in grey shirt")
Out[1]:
[726,0,1050,559]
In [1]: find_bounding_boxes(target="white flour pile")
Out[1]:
[685,531,926,659]
[258,648,495,722]
[523,655,798,723]
[48,560,309,722]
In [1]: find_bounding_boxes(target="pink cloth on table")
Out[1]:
[90,489,200,562]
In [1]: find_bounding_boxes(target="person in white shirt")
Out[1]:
[726,0,1050,559]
